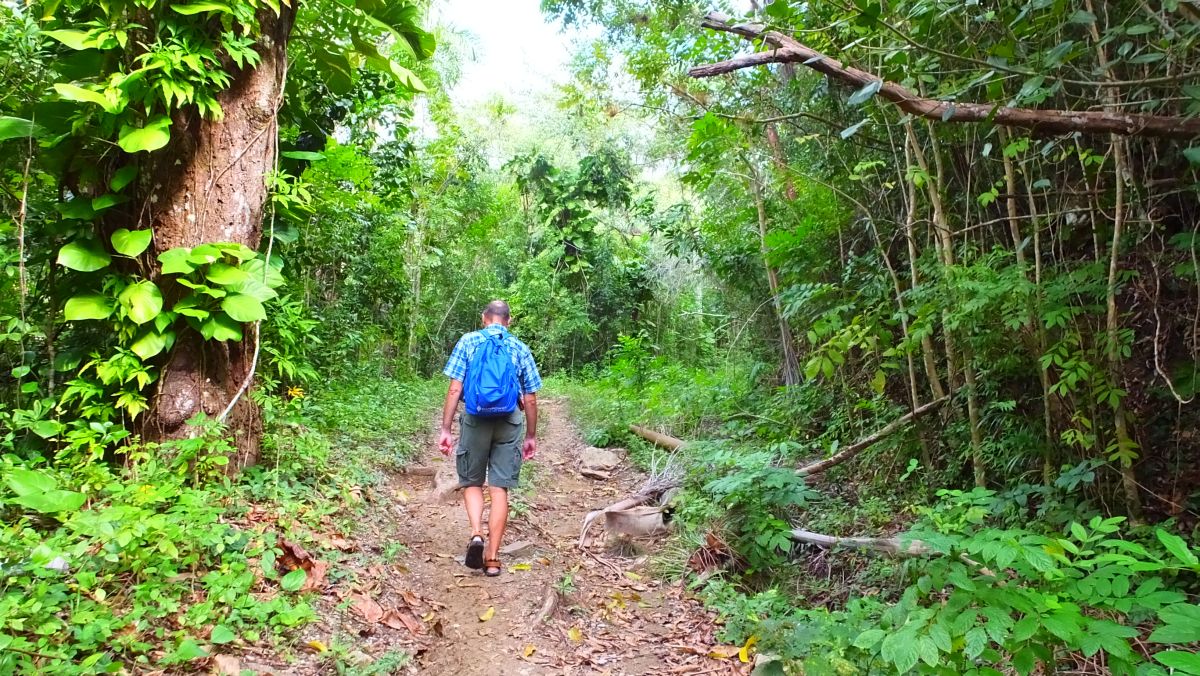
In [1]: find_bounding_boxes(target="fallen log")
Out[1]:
[629,425,684,451]
[790,528,931,556]
[796,396,947,477]
[633,397,946,478]
[688,14,1200,140]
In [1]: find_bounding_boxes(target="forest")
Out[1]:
[2,0,1200,673]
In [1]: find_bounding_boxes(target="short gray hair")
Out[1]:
[483,300,511,321]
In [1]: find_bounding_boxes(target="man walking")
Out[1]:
[438,300,541,577]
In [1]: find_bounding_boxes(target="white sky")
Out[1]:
[433,0,593,107]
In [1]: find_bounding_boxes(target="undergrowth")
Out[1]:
[0,372,434,674]
[562,345,1200,675]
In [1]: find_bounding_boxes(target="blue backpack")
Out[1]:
[463,329,520,417]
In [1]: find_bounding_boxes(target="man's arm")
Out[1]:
[522,393,538,459]
[438,379,463,456]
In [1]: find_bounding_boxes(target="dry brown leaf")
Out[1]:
[211,654,240,675]
[707,645,740,659]
[400,590,420,607]
[381,608,423,634]
[325,534,355,552]
[279,539,311,571]
[350,593,384,624]
[300,560,328,592]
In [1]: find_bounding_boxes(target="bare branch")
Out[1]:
[689,14,1200,139]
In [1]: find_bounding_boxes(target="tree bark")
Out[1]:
[141,6,297,469]
[688,15,1200,139]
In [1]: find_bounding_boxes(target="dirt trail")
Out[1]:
[258,396,743,675]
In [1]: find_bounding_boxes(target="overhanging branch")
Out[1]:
[688,14,1200,140]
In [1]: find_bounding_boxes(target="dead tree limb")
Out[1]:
[688,14,1200,140]
[629,425,685,451]
[797,397,947,476]
[631,397,946,478]
[790,528,931,556]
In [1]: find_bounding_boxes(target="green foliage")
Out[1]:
[0,373,430,673]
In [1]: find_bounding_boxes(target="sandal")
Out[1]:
[483,558,502,577]
[464,535,484,570]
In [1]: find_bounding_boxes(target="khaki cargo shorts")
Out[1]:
[456,409,525,489]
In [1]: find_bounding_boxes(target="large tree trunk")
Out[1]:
[141,6,297,469]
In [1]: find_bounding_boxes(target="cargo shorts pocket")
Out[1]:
[455,414,488,487]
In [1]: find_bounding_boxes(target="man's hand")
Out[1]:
[522,436,537,460]
[438,428,454,457]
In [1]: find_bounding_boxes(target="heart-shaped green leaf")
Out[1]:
[209,625,236,644]
[57,240,112,271]
[64,293,115,321]
[118,281,163,325]
[188,243,223,265]
[205,262,250,286]
[110,165,138,192]
[118,116,171,153]
[200,313,243,341]
[158,247,196,275]
[280,568,307,591]
[91,194,128,212]
[111,228,153,257]
[177,278,226,298]
[130,328,175,359]
[173,295,211,319]
[221,294,266,322]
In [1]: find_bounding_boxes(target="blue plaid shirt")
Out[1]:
[443,324,542,395]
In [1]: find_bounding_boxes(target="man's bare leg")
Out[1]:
[464,486,485,536]
[486,487,509,560]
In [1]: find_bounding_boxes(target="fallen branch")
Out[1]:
[629,425,685,451]
[579,494,656,547]
[790,528,931,556]
[534,585,561,623]
[688,14,1200,139]
[796,397,947,477]
[791,528,996,574]
[578,461,683,547]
